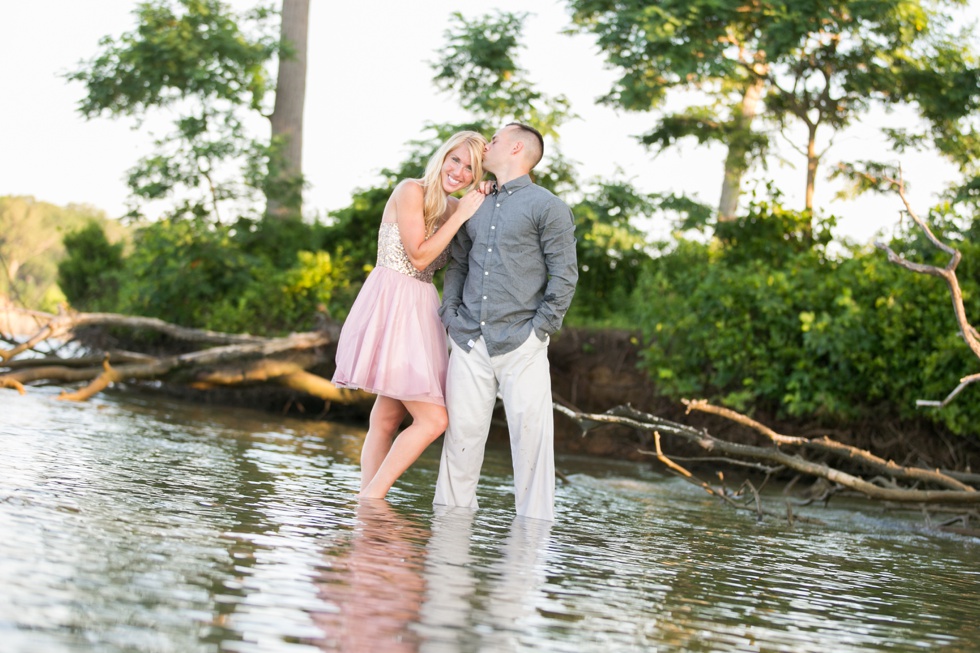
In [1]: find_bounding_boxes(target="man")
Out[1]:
[434,123,578,521]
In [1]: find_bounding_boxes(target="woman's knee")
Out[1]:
[429,408,449,436]
[370,397,407,432]
[410,403,448,439]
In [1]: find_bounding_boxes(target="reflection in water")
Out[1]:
[418,508,555,653]
[417,506,477,652]
[479,516,553,652]
[312,505,554,653]
[313,501,428,652]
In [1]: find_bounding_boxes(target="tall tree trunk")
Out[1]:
[267,0,310,219]
[717,74,765,222]
[805,122,818,212]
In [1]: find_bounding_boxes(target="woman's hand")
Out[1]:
[454,188,485,223]
[477,180,495,195]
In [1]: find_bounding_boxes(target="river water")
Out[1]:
[1,386,978,652]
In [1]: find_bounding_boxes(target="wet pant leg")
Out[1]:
[497,333,555,521]
[434,337,498,510]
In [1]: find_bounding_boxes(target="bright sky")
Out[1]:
[2,1,977,244]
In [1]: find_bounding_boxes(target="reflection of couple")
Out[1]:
[314,501,552,651]
[332,123,578,521]
[313,501,429,652]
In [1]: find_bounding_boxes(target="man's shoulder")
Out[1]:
[525,182,569,208]
[524,184,572,220]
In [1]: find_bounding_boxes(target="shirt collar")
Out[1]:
[497,174,532,195]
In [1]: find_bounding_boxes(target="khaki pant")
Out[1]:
[433,333,555,521]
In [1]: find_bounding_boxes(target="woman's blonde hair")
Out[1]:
[419,131,487,235]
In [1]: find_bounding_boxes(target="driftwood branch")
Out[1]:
[873,172,980,408]
[0,307,372,405]
[555,402,978,510]
[682,399,974,492]
[638,430,814,522]
[1,307,266,362]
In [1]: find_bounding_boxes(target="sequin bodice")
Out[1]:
[376,222,449,283]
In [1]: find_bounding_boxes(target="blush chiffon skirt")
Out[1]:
[332,266,448,406]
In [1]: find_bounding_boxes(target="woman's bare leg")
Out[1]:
[359,399,448,499]
[360,396,408,492]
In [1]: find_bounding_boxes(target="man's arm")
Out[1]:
[531,199,578,339]
[438,227,472,328]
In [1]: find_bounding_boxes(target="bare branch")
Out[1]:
[870,176,980,412]
[682,399,974,492]
[555,402,978,505]
[916,373,980,408]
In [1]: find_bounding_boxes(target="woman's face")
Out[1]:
[441,144,475,194]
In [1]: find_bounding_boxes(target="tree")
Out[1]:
[568,181,655,323]
[58,222,125,312]
[67,0,308,222]
[0,196,124,311]
[567,0,980,231]
[434,11,573,141]
[431,11,665,322]
[432,10,579,195]
[266,0,309,218]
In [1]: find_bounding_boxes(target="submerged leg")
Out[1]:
[359,395,408,492]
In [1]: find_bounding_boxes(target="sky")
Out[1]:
[1,1,978,245]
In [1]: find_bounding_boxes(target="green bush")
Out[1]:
[61,216,355,337]
[59,221,126,311]
[632,201,980,436]
[568,181,654,325]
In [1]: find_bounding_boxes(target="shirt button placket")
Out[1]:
[480,200,499,330]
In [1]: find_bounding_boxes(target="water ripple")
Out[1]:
[1,390,977,652]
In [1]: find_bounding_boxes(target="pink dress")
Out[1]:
[332,219,451,405]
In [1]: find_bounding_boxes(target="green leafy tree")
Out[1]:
[569,181,656,324]
[432,10,666,325]
[433,11,577,194]
[58,222,126,312]
[1,196,125,311]
[568,0,980,231]
[67,0,309,222]
[434,11,572,140]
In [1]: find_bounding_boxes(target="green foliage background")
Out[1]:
[1,196,127,312]
[6,1,980,442]
[630,202,980,436]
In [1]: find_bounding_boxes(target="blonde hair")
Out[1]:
[419,131,487,235]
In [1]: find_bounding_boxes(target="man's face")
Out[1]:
[482,125,517,173]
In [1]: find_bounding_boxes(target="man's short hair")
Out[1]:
[508,122,544,169]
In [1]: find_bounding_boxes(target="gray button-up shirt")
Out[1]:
[439,174,578,357]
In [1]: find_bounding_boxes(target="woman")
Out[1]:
[332,131,487,499]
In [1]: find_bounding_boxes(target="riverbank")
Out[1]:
[547,328,980,473]
[6,307,977,473]
[111,325,978,474]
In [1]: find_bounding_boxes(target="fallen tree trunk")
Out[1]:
[0,307,373,405]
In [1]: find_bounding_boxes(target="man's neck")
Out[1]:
[492,170,529,187]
